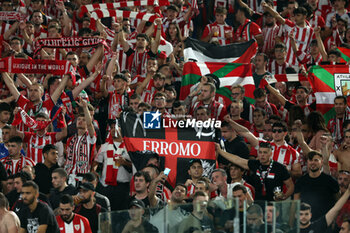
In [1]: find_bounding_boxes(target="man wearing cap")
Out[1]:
[74,182,107,233]
[101,73,134,120]
[121,199,158,233]
[93,119,132,211]
[215,141,294,201]
[162,4,193,37]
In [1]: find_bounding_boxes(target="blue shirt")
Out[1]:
[0,143,26,159]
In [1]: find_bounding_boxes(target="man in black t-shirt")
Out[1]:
[294,151,339,221]
[219,121,249,169]
[129,171,152,208]
[216,141,294,201]
[18,181,60,233]
[293,183,350,233]
[0,161,7,193]
[74,182,107,233]
[34,144,59,195]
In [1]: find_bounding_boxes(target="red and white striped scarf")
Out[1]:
[79,0,170,17]
[11,107,62,131]
[65,132,95,175]
[105,142,125,186]
[90,10,158,22]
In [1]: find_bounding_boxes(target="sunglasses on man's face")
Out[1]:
[272,129,284,133]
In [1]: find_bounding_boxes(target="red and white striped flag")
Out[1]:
[79,0,170,17]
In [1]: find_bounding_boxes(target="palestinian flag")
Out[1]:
[308,64,350,122]
[184,37,257,63]
[337,47,350,63]
[180,62,255,104]
[120,112,217,187]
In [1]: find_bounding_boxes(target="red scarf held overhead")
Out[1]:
[0,57,73,75]
[12,107,63,130]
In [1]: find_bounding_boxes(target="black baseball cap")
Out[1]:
[129,199,145,209]
[189,159,202,167]
[79,182,95,191]
[113,73,128,82]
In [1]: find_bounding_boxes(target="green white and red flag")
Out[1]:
[179,62,255,104]
[308,64,350,122]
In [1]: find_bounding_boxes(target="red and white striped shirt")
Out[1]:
[16,95,55,132]
[162,16,187,36]
[309,14,326,29]
[262,25,279,57]
[56,214,92,233]
[324,28,343,52]
[141,79,157,104]
[282,19,314,66]
[327,108,350,145]
[235,19,262,42]
[23,132,57,164]
[201,22,234,45]
[1,156,36,176]
[268,60,291,75]
[263,140,300,170]
[190,99,227,121]
[297,51,322,65]
[108,91,132,119]
[326,11,350,28]
[34,27,47,39]
[96,141,132,186]
[64,132,96,177]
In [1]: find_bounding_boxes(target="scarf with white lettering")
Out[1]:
[105,142,125,186]
[34,37,108,54]
[0,57,73,75]
[0,11,26,21]
[79,0,169,17]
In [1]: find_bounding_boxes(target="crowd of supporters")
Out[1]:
[1,0,350,232]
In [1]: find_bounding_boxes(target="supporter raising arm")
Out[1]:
[262,2,314,67]
[215,142,294,201]
[2,72,67,105]
[71,63,103,100]
[223,115,302,178]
